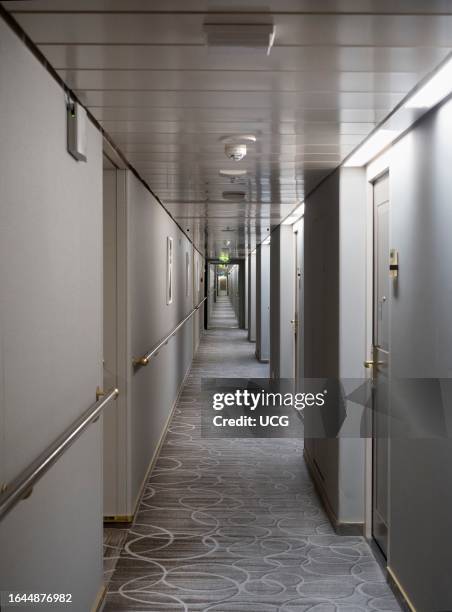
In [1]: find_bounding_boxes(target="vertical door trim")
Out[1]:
[364,163,390,542]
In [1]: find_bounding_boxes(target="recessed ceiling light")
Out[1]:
[282,216,298,225]
[282,203,305,225]
[405,56,452,109]
[344,129,400,167]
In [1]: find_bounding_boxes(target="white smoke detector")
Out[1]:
[221,135,256,162]
[224,143,247,161]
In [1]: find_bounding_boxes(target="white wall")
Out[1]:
[369,98,452,612]
[247,253,256,342]
[302,167,367,528]
[192,249,205,351]
[338,168,367,524]
[103,170,204,517]
[302,91,452,607]
[298,172,340,521]
[270,226,295,379]
[0,16,104,610]
[256,244,270,362]
[244,256,249,330]
[228,264,240,322]
[128,171,200,506]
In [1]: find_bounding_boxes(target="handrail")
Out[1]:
[133,297,207,368]
[0,387,119,522]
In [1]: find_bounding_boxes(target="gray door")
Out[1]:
[293,230,299,382]
[372,172,390,557]
[218,275,228,296]
[102,166,119,516]
[294,224,305,390]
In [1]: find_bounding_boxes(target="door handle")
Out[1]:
[364,360,385,368]
[96,386,106,401]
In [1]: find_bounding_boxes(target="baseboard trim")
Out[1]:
[103,357,194,525]
[91,583,107,612]
[387,566,417,612]
[103,514,133,524]
[303,449,364,536]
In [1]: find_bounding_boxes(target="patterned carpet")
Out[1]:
[104,329,400,611]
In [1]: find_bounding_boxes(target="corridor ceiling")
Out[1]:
[3,0,452,257]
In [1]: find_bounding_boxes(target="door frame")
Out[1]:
[292,218,304,390]
[102,160,129,520]
[364,152,392,543]
[293,228,299,384]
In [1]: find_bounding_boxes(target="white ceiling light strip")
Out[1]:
[344,53,452,168]
[405,56,452,109]
[282,202,305,225]
[343,130,400,167]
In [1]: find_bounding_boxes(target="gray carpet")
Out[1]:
[104,329,400,611]
[104,527,129,584]
[208,296,239,329]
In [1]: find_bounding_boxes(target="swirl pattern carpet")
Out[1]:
[104,326,400,611]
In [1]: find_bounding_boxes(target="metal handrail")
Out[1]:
[0,387,119,522]
[133,297,207,368]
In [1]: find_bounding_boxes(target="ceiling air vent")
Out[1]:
[219,170,248,185]
[204,23,275,55]
[222,191,247,202]
[219,169,248,178]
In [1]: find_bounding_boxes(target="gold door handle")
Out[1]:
[364,360,385,368]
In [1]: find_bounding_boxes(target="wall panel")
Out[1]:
[0,16,104,608]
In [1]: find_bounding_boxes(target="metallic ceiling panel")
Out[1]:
[36,44,452,73]
[57,69,419,93]
[39,41,451,78]
[2,0,451,256]
[4,0,452,13]
[75,90,406,110]
[90,107,390,123]
[11,13,452,47]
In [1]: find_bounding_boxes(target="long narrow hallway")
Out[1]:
[105,330,399,611]
[3,4,452,609]
[209,296,239,329]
